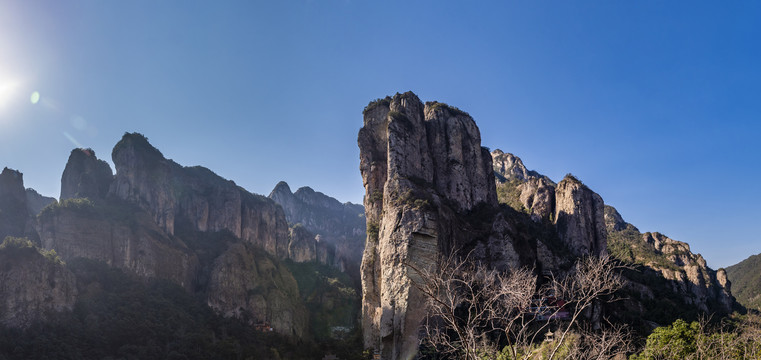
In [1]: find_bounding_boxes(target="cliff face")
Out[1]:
[25,189,56,216]
[0,239,77,329]
[492,150,734,316]
[110,133,289,258]
[60,148,113,201]
[0,168,41,243]
[358,93,503,359]
[605,205,734,313]
[37,200,198,289]
[554,176,607,257]
[206,242,307,337]
[269,181,365,272]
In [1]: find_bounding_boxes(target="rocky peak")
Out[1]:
[358,92,501,359]
[0,168,35,241]
[110,132,289,258]
[269,181,365,274]
[606,207,734,313]
[492,149,530,182]
[603,205,628,232]
[553,175,607,257]
[25,189,56,216]
[60,148,114,201]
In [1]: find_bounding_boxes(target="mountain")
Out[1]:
[0,133,365,353]
[726,253,761,311]
[493,149,734,315]
[269,181,365,276]
[357,92,736,360]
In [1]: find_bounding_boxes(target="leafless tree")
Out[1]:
[411,253,627,360]
[547,254,625,360]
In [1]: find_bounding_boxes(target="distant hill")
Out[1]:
[726,253,761,311]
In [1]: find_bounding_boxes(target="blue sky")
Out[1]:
[0,1,759,268]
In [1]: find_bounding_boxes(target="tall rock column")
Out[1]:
[358,92,498,360]
[554,175,607,257]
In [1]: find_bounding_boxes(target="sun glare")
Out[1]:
[0,78,20,111]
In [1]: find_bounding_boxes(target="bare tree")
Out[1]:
[547,254,625,360]
[411,253,627,360]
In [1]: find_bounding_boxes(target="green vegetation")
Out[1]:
[726,253,761,311]
[630,315,761,359]
[0,236,63,265]
[284,261,360,342]
[362,96,391,115]
[425,101,470,117]
[607,222,682,272]
[0,258,365,359]
[395,188,433,211]
[496,179,527,213]
[369,189,383,204]
[366,222,379,242]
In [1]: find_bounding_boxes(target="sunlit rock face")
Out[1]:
[60,148,113,201]
[358,92,505,360]
[554,175,608,257]
[110,133,289,258]
[0,243,77,329]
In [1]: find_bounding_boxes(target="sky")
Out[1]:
[0,1,759,268]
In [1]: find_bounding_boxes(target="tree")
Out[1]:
[411,254,629,360]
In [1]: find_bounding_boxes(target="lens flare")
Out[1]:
[30,91,40,104]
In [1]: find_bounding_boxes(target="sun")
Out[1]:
[0,78,21,111]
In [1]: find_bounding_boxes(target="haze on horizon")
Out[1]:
[0,1,759,269]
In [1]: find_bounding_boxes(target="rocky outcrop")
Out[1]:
[110,133,289,258]
[0,239,77,329]
[358,93,502,359]
[37,199,198,289]
[491,150,555,221]
[269,181,365,271]
[206,242,307,337]
[0,168,41,242]
[492,150,532,182]
[25,188,55,215]
[642,232,733,312]
[288,224,317,263]
[518,178,556,221]
[60,148,113,201]
[554,175,607,257]
[603,204,628,232]
[605,205,734,313]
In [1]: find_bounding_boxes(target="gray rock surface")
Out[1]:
[110,133,289,258]
[269,181,365,271]
[37,200,198,289]
[0,242,77,329]
[206,242,307,337]
[25,188,55,216]
[553,175,607,257]
[60,148,113,201]
[358,93,502,359]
